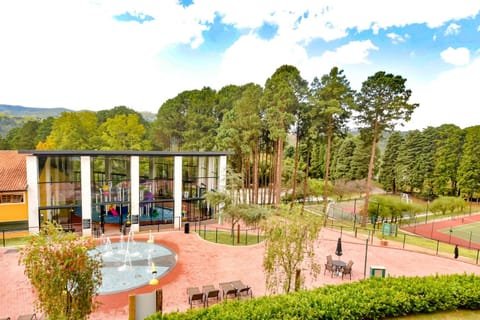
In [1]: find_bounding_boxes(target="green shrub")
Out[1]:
[147,274,480,320]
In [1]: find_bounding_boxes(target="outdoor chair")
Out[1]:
[187,287,205,308]
[342,260,354,280]
[324,255,334,277]
[202,285,220,306]
[231,280,252,298]
[219,282,237,300]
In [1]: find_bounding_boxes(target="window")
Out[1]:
[0,192,25,204]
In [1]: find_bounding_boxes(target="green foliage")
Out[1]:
[430,196,466,215]
[457,126,480,197]
[432,124,464,196]
[369,195,423,220]
[148,274,480,320]
[378,131,404,192]
[151,87,219,151]
[331,136,356,180]
[96,105,148,127]
[19,222,102,319]
[42,111,101,150]
[99,113,149,150]
[262,206,322,294]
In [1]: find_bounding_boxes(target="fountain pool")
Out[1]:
[91,235,177,295]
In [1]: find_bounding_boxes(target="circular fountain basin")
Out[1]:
[91,241,177,295]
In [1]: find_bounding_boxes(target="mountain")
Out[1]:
[0,104,72,118]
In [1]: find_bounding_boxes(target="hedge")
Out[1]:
[147,274,480,320]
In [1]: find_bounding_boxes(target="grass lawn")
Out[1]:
[195,229,265,246]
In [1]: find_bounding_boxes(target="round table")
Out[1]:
[332,260,346,276]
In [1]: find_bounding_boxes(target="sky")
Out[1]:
[0,0,479,131]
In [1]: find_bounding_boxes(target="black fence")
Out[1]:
[325,221,480,265]
[190,220,264,246]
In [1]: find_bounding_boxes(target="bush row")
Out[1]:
[147,274,480,320]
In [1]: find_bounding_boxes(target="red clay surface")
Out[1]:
[403,213,480,250]
[2,227,480,319]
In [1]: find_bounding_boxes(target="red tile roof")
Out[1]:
[0,151,27,192]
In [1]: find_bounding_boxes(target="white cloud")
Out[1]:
[0,0,480,114]
[444,23,461,36]
[387,32,409,44]
[217,33,309,87]
[404,57,480,131]
[440,47,471,66]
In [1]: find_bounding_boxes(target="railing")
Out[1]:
[325,221,480,265]
[190,220,264,246]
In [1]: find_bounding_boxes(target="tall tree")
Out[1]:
[432,124,464,196]
[349,137,374,180]
[262,65,307,207]
[331,136,356,180]
[151,88,218,151]
[99,114,149,150]
[97,106,148,127]
[309,67,355,216]
[354,71,418,226]
[183,87,218,151]
[457,126,480,199]
[41,111,101,150]
[217,83,264,204]
[416,126,437,197]
[395,130,422,193]
[378,131,404,193]
[5,119,40,149]
[151,93,188,150]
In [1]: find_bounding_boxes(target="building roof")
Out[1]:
[0,151,27,192]
[19,150,233,157]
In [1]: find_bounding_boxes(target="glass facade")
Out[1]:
[31,152,224,234]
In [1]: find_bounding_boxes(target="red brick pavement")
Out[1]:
[2,228,480,319]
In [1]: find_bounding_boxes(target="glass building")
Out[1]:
[21,150,229,236]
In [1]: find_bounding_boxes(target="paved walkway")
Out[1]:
[2,227,480,319]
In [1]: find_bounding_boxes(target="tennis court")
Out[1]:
[403,213,480,250]
[438,221,480,245]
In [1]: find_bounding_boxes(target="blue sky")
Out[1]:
[0,0,479,131]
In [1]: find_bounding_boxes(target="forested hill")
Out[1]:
[0,104,72,137]
[0,104,71,118]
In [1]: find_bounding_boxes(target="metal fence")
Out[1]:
[190,220,264,246]
[324,220,480,265]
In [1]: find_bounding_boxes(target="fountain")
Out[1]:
[91,232,177,295]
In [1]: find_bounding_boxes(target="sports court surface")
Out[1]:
[2,226,480,319]
[403,213,480,250]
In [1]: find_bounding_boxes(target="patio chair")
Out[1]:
[187,287,205,308]
[219,282,237,300]
[324,255,334,277]
[342,260,354,280]
[202,285,220,306]
[231,280,252,298]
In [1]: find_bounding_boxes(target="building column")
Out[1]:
[173,156,183,229]
[218,155,227,193]
[130,156,140,232]
[26,155,40,234]
[81,156,92,237]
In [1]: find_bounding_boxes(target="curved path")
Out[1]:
[2,227,480,319]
